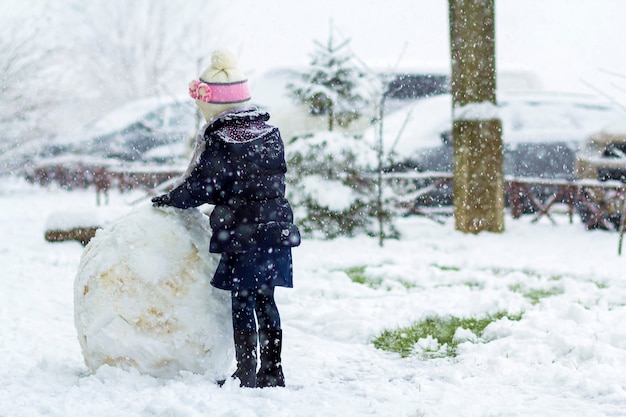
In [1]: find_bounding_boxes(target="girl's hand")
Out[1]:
[151,194,172,207]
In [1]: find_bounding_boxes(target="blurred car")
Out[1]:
[576,118,626,181]
[20,96,198,189]
[252,67,541,141]
[58,96,197,163]
[251,68,454,140]
[575,118,626,227]
[369,91,624,208]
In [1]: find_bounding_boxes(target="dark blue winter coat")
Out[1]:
[165,106,301,255]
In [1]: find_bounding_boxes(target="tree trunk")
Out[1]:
[449,0,504,233]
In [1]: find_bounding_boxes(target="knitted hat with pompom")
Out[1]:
[192,49,251,122]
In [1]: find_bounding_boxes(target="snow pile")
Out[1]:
[45,211,101,230]
[45,206,130,231]
[603,118,626,136]
[454,101,499,121]
[73,205,233,378]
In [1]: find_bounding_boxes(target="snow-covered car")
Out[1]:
[20,96,197,190]
[251,68,453,140]
[576,119,626,182]
[368,91,624,208]
[251,67,541,142]
[575,118,626,227]
[59,96,197,163]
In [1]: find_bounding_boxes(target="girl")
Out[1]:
[152,49,300,388]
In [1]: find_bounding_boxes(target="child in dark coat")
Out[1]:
[152,49,300,388]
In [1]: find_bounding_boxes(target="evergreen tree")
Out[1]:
[285,27,403,242]
[287,27,367,131]
[285,131,400,240]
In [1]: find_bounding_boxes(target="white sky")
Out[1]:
[216,0,626,93]
[2,0,625,95]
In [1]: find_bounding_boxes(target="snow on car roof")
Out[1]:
[58,95,191,145]
[602,117,626,136]
[88,95,190,135]
[498,91,623,145]
[366,91,623,159]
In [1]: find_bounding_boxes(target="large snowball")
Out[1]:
[74,205,233,378]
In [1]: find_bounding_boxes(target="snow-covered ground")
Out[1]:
[2,177,626,417]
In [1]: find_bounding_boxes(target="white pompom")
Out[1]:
[211,48,238,70]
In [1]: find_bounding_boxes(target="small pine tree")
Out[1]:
[287,27,367,131]
[285,131,400,240]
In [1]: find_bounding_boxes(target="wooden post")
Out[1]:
[509,181,522,219]
[449,0,504,233]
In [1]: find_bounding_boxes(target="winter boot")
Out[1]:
[256,329,285,388]
[232,330,257,388]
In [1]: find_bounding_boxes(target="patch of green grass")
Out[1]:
[523,288,564,304]
[344,265,367,283]
[343,265,382,288]
[373,311,523,358]
[431,264,461,272]
[521,269,544,279]
[343,265,419,290]
[397,279,418,290]
[593,281,609,289]
[488,267,506,276]
[489,267,544,279]
[508,284,564,305]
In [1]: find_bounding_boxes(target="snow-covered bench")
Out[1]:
[44,208,130,246]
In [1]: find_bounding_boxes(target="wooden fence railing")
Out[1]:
[94,166,183,205]
[27,162,184,205]
[382,172,626,231]
[30,161,626,232]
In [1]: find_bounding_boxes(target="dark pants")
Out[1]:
[231,286,281,332]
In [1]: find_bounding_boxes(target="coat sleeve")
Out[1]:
[166,142,235,209]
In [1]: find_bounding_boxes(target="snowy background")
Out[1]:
[220,0,626,95]
[2,0,626,142]
[2,0,626,416]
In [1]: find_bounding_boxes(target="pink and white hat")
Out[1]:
[190,49,251,104]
